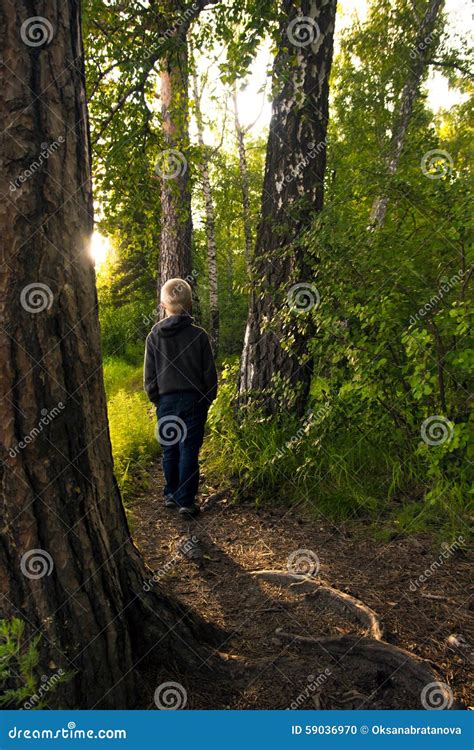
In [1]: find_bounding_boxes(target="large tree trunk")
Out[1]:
[369,0,445,227]
[192,73,219,354]
[232,83,253,271]
[158,37,193,292]
[239,0,337,416]
[0,0,217,709]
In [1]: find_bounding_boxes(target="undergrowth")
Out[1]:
[204,363,472,541]
[0,619,68,709]
[104,357,158,503]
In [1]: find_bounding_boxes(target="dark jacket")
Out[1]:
[144,314,218,405]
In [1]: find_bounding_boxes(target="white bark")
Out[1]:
[370,0,445,228]
[232,84,253,270]
[192,72,219,354]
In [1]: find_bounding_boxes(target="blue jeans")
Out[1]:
[156,392,208,508]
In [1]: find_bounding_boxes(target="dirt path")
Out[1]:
[132,461,472,710]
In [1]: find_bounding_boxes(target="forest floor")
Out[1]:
[132,461,472,710]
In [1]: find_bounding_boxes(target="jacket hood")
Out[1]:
[155,314,194,338]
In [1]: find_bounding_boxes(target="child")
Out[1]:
[144,278,217,518]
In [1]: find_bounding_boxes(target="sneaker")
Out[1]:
[164,495,177,508]
[178,504,200,519]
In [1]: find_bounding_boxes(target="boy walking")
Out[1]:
[144,278,217,518]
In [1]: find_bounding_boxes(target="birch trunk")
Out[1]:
[232,84,253,270]
[239,0,337,416]
[370,0,445,227]
[159,39,193,293]
[192,73,219,354]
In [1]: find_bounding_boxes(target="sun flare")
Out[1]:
[90,232,112,268]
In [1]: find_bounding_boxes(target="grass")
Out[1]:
[103,355,144,398]
[204,363,471,542]
[103,356,158,503]
[101,353,471,541]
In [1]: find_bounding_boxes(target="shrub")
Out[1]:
[204,362,472,540]
[99,298,156,359]
[0,619,68,709]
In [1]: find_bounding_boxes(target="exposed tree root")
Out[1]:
[276,631,453,704]
[252,570,383,639]
[251,570,455,708]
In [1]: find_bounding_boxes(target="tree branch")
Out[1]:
[426,58,473,77]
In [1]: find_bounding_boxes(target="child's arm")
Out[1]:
[201,333,218,403]
[143,333,160,404]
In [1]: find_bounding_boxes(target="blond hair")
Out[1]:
[160,277,192,314]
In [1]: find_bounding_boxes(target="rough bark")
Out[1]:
[232,84,253,270]
[0,0,219,709]
[238,0,337,416]
[157,1,219,307]
[159,38,193,292]
[192,73,219,354]
[369,0,445,227]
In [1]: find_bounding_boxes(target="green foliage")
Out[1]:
[204,1,473,540]
[89,0,472,540]
[83,0,163,288]
[206,359,471,539]
[98,271,156,359]
[103,357,144,397]
[207,365,407,516]
[296,0,472,536]
[193,138,265,352]
[104,359,158,502]
[0,618,39,708]
[0,619,67,709]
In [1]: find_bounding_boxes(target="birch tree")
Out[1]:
[239,0,338,415]
[370,0,445,227]
[192,71,219,353]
